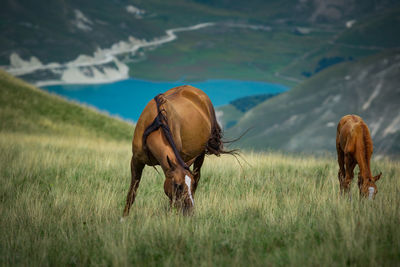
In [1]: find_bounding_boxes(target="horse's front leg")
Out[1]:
[122,157,144,217]
[337,147,346,194]
[341,154,356,197]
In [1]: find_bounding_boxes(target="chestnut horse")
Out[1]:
[336,115,382,199]
[122,85,233,216]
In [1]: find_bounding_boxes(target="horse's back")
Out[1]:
[337,115,362,132]
[133,85,216,162]
[163,85,213,117]
[337,115,371,155]
[162,85,215,156]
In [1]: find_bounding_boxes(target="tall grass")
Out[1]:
[1,132,399,266]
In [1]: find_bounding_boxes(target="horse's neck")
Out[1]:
[354,141,372,180]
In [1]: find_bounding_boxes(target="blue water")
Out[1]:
[43,79,288,121]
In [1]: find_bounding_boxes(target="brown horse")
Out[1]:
[122,85,233,216]
[336,115,382,199]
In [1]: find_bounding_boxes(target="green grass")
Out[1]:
[1,70,400,266]
[1,133,399,266]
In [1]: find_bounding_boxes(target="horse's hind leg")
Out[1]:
[192,152,205,194]
[122,157,144,217]
[337,146,346,194]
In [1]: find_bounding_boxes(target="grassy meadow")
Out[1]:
[1,71,400,266]
[1,133,400,266]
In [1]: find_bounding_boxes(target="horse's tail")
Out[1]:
[206,104,239,156]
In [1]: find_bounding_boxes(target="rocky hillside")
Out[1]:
[228,49,400,156]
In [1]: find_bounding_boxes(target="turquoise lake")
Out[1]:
[43,79,288,121]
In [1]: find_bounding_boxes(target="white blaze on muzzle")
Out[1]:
[185,175,195,206]
[368,187,375,200]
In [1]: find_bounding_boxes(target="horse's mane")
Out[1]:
[142,94,190,171]
[360,122,372,168]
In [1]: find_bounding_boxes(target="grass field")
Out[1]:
[1,71,400,266]
[1,133,399,266]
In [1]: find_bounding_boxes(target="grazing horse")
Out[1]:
[122,85,233,216]
[336,115,382,199]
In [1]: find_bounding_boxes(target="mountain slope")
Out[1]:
[336,5,400,48]
[0,70,133,140]
[2,0,400,86]
[228,49,400,156]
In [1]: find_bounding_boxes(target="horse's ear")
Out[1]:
[166,156,176,170]
[373,172,382,182]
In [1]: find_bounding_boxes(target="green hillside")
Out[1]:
[1,0,238,64]
[3,1,400,86]
[129,2,400,84]
[0,70,133,140]
[227,49,400,156]
[217,104,244,129]
[217,94,278,129]
[336,6,400,48]
[129,25,331,86]
[277,5,400,81]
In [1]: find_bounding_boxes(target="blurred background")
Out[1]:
[1,0,399,155]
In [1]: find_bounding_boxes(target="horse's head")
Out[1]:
[358,172,382,199]
[164,156,195,214]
